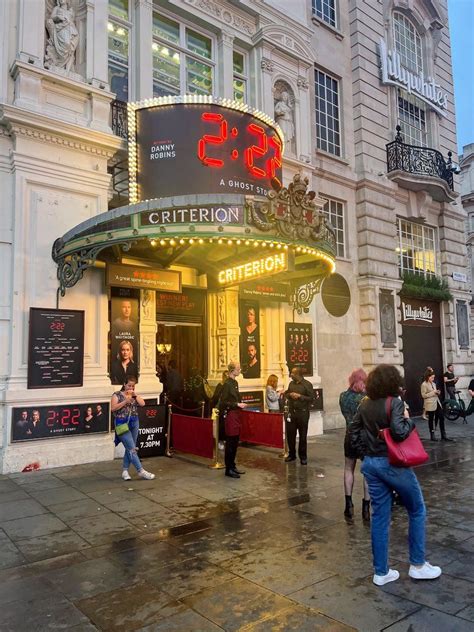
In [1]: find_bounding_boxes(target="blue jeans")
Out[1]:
[361,456,426,575]
[119,419,142,472]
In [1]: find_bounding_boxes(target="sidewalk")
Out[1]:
[0,417,473,631]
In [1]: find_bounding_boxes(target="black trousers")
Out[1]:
[427,405,446,436]
[225,435,239,471]
[286,410,309,459]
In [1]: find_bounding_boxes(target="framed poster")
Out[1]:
[239,299,260,379]
[110,292,140,385]
[309,388,324,411]
[12,403,109,442]
[285,323,313,376]
[240,391,264,412]
[28,308,84,389]
[137,405,167,457]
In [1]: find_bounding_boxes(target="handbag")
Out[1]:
[114,408,131,436]
[379,396,429,467]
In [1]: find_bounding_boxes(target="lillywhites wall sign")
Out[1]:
[379,38,448,117]
[141,205,244,226]
[218,252,288,286]
[402,301,433,324]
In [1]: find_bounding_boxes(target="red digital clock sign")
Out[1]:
[132,102,283,202]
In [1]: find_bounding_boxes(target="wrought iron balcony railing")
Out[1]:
[111,99,128,139]
[386,126,453,191]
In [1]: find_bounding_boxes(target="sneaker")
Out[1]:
[218,441,225,451]
[121,470,131,481]
[373,569,400,586]
[408,562,442,580]
[138,469,155,480]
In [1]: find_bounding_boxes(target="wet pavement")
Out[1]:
[1,417,473,631]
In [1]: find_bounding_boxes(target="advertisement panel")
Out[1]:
[285,323,313,376]
[239,300,260,379]
[110,293,140,385]
[137,405,167,457]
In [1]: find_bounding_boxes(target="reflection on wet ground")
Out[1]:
[0,418,473,630]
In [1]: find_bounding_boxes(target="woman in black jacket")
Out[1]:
[350,364,441,587]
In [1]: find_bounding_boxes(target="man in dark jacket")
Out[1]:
[284,368,314,464]
[219,361,247,478]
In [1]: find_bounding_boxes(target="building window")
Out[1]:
[397,219,437,277]
[108,0,131,101]
[233,51,247,103]
[398,92,427,146]
[312,0,337,28]
[152,13,214,97]
[315,69,341,156]
[393,12,423,75]
[321,197,345,258]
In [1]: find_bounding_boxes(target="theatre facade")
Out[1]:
[0,0,471,472]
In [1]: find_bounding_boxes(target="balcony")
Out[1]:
[111,99,128,140]
[386,127,456,203]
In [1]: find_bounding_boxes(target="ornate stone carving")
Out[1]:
[297,76,309,89]
[141,290,154,320]
[228,336,238,362]
[142,334,154,368]
[274,81,296,152]
[182,0,255,35]
[260,58,274,73]
[45,0,79,73]
[246,173,336,250]
[218,295,225,326]
[9,125,115,158]
[291,277,325,315]
[218,337,227,368]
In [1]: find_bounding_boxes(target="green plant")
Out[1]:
[400,272,452,302]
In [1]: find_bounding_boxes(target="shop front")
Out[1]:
[6,96,336,472]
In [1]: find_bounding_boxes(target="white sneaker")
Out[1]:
[218,441,225,451]
[373,569,400,586]
[121,470,131,481]
[409,562,442,580]
[138,469,155,480]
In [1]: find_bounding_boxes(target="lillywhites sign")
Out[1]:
[379,38,448,117]
[402,301,433,324]
[141,205,244,226]
[218,252,288,286]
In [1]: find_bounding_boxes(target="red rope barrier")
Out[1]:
[171,414,214,459]
[240,411,284,449]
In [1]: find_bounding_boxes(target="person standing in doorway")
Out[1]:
[421,368,454,442]
[284,367,314,465]
[219,362,247,479]
[339,368,370,522]
[443,363,458,401]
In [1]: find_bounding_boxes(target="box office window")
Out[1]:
[152,13,214,97]
[397,219,437,278]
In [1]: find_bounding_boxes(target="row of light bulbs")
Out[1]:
[145,236,336,268]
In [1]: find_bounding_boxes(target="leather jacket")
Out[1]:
[349,396,415,458]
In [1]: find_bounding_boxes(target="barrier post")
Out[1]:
[208,407,225,469]
[200,400,205,418]
[165,402,173,457]
[280,405,289,458]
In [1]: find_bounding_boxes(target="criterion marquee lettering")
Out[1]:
[379,38,448,117]
[142,206,244,226]
[218,252,287,286]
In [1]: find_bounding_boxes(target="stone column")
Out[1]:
[217,31,234,99]
[86,0,109,89]
[208,288,240,382]
[139,289,160,394]
[17,0,45,67]
[134,0,153,99]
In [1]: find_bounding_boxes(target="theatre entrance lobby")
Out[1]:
[0,422,473,631]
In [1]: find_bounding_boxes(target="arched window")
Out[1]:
[393,12,423,75]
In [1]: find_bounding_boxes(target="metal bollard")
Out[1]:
[165,403,173,457]
[280,408,289,458]
[208,407,225,469]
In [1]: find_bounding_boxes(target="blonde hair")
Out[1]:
[266,374,278,389]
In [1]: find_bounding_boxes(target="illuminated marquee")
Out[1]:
[218,252,288,286]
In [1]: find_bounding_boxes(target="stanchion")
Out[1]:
[165,402,173,457]
[208,408,225,469]
[200,400,205,418]
[280,405,289,458]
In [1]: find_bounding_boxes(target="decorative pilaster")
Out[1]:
[134,0,153,99]
[18,0,46,67]
[85,0,109,89]
[139,289,160,393]
[217,31,234,99]
[208,287,240,381]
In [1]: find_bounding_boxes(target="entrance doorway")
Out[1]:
[156,322,204,383]
[401,299,443,415]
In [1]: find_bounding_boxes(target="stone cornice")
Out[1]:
[176,0,256,37]
[0,104,124,158]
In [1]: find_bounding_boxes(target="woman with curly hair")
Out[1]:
[349,364,441,586]
[339,368,370,521]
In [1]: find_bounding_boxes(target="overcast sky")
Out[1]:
[448,0,474,155]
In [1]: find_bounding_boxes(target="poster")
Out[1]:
[240,391,264,412]
[28,308,84,389]
[137,405,167,457]
[285,323,313,376]
[12,403,109,442]
[110,289,140,384]
[309,388,324,411]
[239,299,260,379]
